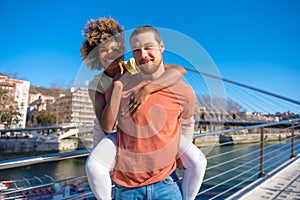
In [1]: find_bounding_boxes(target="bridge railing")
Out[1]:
[0,118,299,199]
[193,118,300,199]
[0,150,89,170]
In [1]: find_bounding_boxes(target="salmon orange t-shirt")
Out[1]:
[110,73,196,187]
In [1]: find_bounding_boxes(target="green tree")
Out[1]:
[37,110,56,126]
[0,105,22,127]
[1,74,23,127]
[0,87,9,121]
[1,89,20,126]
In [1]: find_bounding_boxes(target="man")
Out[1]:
[101,25,202,200]
[82,18,188,199]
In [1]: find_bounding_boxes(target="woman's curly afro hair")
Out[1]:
[80,17,124,70]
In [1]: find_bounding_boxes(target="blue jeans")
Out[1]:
[114,176,182,200]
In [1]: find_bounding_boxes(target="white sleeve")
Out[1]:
[180,116,195,142]
[93,118,106,147]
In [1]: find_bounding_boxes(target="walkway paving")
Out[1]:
[228,155,300,200]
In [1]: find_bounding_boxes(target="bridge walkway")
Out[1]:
[228,155,300,200]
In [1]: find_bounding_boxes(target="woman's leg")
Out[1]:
[86,132,117,200]
[179,136,207,200]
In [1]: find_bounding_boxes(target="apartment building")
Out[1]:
[55,87,95,126]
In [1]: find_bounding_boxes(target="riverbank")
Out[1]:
[0,138,92,159]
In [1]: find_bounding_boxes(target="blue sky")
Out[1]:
[1,0,300,103]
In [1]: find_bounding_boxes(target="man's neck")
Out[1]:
[141,62,165,80]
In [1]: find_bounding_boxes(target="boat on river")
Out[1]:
[0,175,94,199]
[0,182,10,191]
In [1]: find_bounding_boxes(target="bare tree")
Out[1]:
[50,80,66,89]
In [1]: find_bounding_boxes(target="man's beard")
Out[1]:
[139,59,162,75]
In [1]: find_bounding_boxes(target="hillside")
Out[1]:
[29,85,67,98]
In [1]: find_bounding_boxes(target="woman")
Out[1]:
[80,17,206,200]
[80,17,185,146]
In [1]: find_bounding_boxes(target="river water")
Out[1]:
[1,140,299,199]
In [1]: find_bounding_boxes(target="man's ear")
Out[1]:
[159,41,165,53]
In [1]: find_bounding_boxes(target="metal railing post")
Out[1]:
[290,120,295,158]
[258,127,265,178]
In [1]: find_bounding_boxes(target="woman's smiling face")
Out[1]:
[99,39,124,70]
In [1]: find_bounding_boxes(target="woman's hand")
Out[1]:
[129,85,150,116]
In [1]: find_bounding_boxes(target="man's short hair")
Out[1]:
[130,25,162,44]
